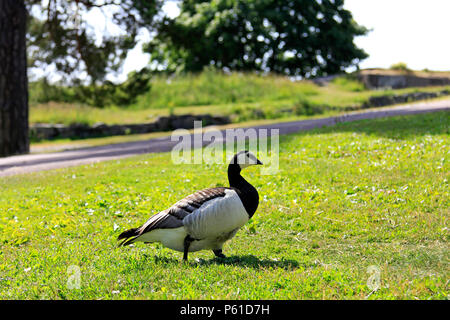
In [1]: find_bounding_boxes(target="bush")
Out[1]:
[29,78,78,105]
[331,76,365,92]
[29,68,151,108]
[293,96,325,116]
[230,105,266,122]
[390,62,411,72]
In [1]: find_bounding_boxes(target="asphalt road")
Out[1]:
[1,98,448,177]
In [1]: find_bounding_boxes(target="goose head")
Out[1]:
[229,150,263,170]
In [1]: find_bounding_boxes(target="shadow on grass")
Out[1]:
[152,254,299,270]
[200,254,299,270]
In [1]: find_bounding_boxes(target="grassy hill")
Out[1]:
[29,70,450,126]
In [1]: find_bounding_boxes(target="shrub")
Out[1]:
[390,62,411,72]
[29,68,151,108]
[293,96,325,116]
[331,76,365,92]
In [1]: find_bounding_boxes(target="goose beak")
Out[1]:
[256,159,263,165]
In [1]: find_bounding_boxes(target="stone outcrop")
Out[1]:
[362,90,449,109]
[30,114,230,141]
[357,73,450,89]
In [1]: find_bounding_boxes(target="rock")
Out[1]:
[212,115,231,125]
[358,73,450,89]
[363,90,447,108]
[154,116,171,131]
[29,113,231,141]
[30,124,59,140]
[170,115,197,129]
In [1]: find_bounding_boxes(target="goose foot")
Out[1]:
[183,235,194,262]
[213,249,226,259]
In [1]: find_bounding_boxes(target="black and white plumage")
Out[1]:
[118,151,263,261]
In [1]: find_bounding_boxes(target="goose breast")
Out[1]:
[182,189,249,240]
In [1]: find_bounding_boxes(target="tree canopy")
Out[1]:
[26,0,369,81]
[146,0,368,77]
[26,0,162,83]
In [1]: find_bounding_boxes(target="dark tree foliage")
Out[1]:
[26,0,162,83]
[72,67,152,107]
[24,0,163,107]
[147,0,368,77]
[29,67,152,107]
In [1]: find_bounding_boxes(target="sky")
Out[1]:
[32,0,450,82]
[345,0,450,72]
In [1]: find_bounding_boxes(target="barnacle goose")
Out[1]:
[118,151,263,261]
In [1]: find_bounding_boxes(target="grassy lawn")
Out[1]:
[0,111,448,299]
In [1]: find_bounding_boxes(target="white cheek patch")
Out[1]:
[236,152,258,169]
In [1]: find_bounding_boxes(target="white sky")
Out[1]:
[33,0,450,82]
[115,1,179,82]
[346,0,450,71]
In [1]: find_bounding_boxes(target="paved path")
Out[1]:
[1,99,448,177]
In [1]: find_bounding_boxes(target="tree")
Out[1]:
[27,0,162,84]
[0,0,161,157]
[147,0,368,77]
[0,0,29,157]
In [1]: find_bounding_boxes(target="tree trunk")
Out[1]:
[0,0,29,157]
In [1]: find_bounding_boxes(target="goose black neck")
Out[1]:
[227,163,259,218]
[227,164,246,189]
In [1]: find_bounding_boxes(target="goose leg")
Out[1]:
[183,235,194,261]
[213,249,226,259]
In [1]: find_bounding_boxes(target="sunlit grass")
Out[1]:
[135,70,319,109]
[1,111,448,299]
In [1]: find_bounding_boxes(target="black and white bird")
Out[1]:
[117,151,263,261]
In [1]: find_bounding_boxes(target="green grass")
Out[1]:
[30,102,173,126]
[30,70,450,126]
[1,111,449,299]
[136,69,319,109]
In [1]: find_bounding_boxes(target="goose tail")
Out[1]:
[117,227,140,247]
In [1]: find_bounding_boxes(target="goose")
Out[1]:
[117,150,263,261]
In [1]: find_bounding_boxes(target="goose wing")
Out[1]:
[138,187,229,235]
[181,188,249,239]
